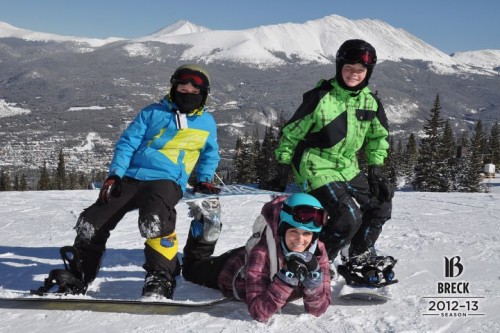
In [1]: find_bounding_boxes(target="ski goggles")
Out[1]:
[281,203,328,227]
[337,48,377,67]
[171,70,210,91]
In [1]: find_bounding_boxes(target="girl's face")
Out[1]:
[341,63,367,87]
[284,227,314,252]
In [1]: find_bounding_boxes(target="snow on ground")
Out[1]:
[0,179,499,332]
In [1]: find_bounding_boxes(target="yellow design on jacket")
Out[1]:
[157,128,209,174]
[146,232,178,260]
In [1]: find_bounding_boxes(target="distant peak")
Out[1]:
[150,20,210,37]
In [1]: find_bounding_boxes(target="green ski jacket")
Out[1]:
[275,79,389,192]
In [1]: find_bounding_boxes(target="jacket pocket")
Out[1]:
[356,109,376,121]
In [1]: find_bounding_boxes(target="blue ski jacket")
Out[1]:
[108,97,220,192]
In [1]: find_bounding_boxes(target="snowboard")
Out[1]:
[0,293,233,314]
[182,184,286,200]
[338,283,394,301]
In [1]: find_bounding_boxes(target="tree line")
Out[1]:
[1,95,498,193]
[0,148,107,191]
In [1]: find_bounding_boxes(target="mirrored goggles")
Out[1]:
[171,73,209,91]
[282,203,328,227]
[338,48,377,67]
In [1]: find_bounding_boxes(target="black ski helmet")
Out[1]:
[335,39,377,91]
[169,64,211,110]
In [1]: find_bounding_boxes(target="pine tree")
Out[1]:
[68,171,78,189]
[38,161,52,190]
[413,95,447,191]
[464,121,484,192]
[403,133,418,188]
[0,170,11,191]
[250,128,261,183]
[454,131,470,191]
[13,174,20,191]
[233,134,256,183]
[439,120,456,192]
[55,148,67,190]
[20,173,28,191]
[257,126,279,188]
[78,173,89,189]
[488,122,500,169]
[385,136,398,188]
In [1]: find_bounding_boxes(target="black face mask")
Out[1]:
[174,92,204,113]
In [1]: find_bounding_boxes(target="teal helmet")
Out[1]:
[278,193,327,235]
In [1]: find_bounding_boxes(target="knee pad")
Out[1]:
[145,232,178,260]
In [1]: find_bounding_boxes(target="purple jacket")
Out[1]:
[217,196,332,322]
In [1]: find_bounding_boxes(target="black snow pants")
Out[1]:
[309,171,392,261]
[181,230,243,290]
[73,177,182,284]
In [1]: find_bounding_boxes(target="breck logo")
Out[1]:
[445,256,464,278]
[439,256,468,294]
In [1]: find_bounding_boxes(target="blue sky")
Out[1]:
[1,0,499,54]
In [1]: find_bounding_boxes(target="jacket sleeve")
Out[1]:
[365,95,390,166]
[245,241,294,322]
[195,114,220,182]
[275,89,320,165]
[302,242,332,316]
[108,108,151,177]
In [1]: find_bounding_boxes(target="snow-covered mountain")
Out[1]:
[451,49,500,71]
[1,15,499,73]
[0,21,122,48]
[135,15,457,68]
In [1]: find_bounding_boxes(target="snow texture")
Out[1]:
[1,179,499,332]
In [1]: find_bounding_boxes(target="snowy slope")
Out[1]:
[0,180,499,332]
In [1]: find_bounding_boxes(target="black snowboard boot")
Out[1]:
[142,271,176,299]
[33,246,87,295]
[338,252,397,287]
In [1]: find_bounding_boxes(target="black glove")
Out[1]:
[368,166,394,202]
[275,251,319,286]
[193,182,221,194]
[267,164,290,192]
[98,175,122,204]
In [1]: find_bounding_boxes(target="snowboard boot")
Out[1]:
[187,198,222,243]
[142,271,176,299]
[33,246,87,295]
[338,252,398,287]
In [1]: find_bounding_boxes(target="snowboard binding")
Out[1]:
[32,246,87,295]
[337,255,398,287]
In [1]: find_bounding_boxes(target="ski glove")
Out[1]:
[98,175,122,204]
[193,182,221,194]
[368,166,394,202]
[267,163,290,192]
[275,251,320,287]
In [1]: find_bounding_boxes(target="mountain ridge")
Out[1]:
[0,14,499,72]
